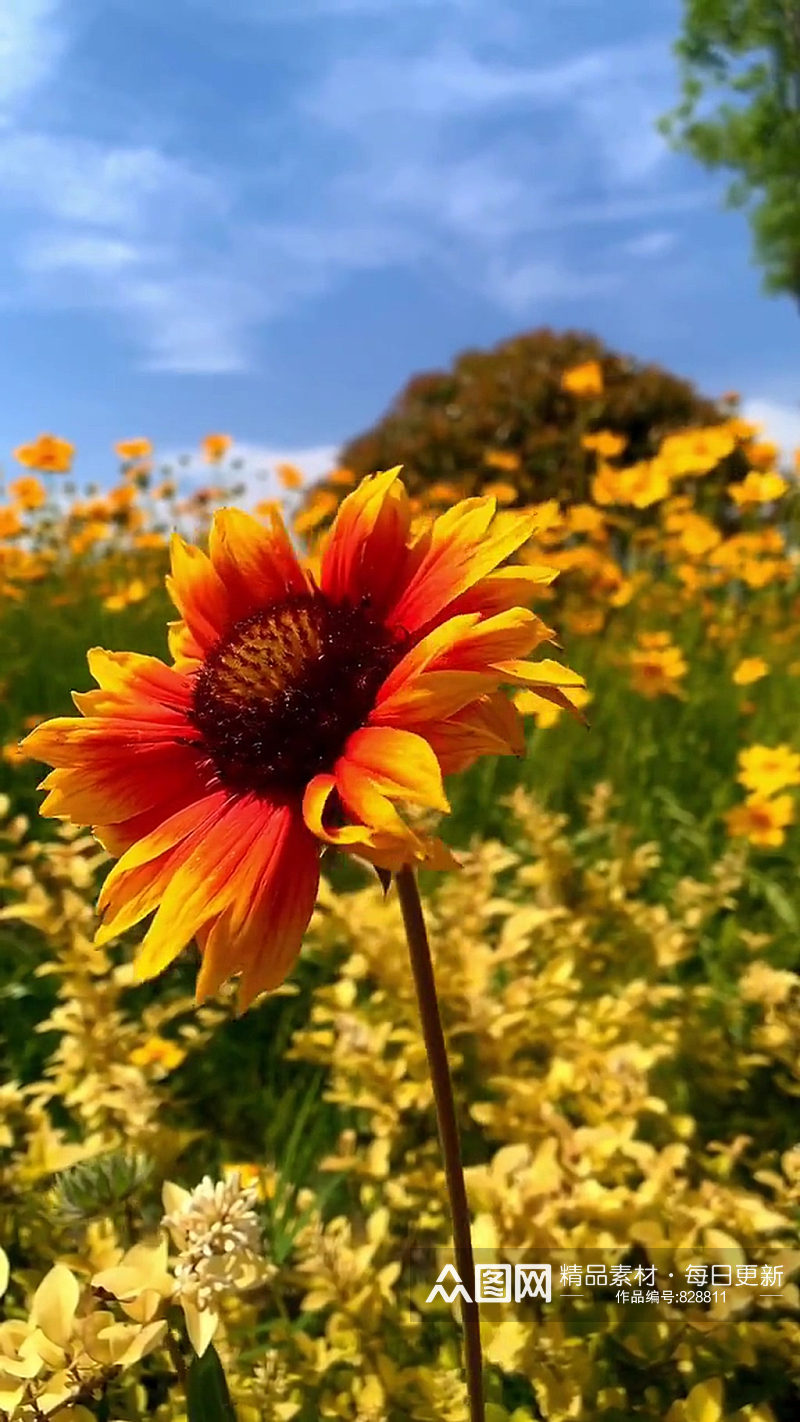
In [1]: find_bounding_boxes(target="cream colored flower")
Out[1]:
[162,1173,270,1354]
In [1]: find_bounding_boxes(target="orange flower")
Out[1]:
[0,507,23,540]
[276,462,304,490]
[732,657,768,686]
[728,470,788,507]
[581,430,626,459]
[737,744,800,797]
[629,634,688,698]
[483,482,518,505]
[115,438,153,462]
[561,361,603,397]
[725,793,794,848]
[483,449,520,473]
[202,433,233,464]
[14,433,74,473]
[22,470,584,1010]
[9,476,46,511]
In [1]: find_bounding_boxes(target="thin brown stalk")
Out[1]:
[394,864,484,1422]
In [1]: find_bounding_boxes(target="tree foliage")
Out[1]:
[331,328,725,509]
[660,0,800,299]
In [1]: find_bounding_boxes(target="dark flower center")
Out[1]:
[189,592,408,794]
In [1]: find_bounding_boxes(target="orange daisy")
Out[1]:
[14,433,74,474]
[202,433,233,464]
[21,469,584,1009]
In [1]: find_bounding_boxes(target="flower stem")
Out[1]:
[394,864,485,1422]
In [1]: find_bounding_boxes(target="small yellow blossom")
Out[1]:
[482,481,518,504]
[9,476,46,511]
[115,438,153,462]
[658,425,735,477]
[103,579,149,613]
[732,657,769,686]
[276,462,304,490]
[581,430,627,459]
[202,433,233,463]
[725,793,795,847]
[483,448,520,472]
[14,433,74,473]
[561,360,603,396]
[629,635,688,698]
[738,744,800,796]
[0,507,23,540]
[728,470,788,507]
[129,1035,186,1073]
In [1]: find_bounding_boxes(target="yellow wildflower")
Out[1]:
[483,449,520,473]
[728,470,788,507]
[14,433,74,473]
[129,1035,186,1073]
[115,438,153,462]
[629,635,688,698]
[725,793,795,848]
[732,657,769,686]
[9,476,46,511]
[202,433,233,464]
[738,744,800,797]
[561,361,603,396]
[581,430,627,459]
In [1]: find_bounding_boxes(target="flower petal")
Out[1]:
[207,506,309,622]
[335,725,450,842]
[387,502,539,633]
[132,795,274,982]
[495,659,588,719]
[166,535,230,661]
[194,804,320,1008]
[420,692,526,773]
[320,467,412,616]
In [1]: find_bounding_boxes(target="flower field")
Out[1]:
[1,377,800,1422]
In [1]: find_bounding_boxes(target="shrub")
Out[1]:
[331,328,730,509]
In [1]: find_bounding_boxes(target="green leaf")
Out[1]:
[186,1344,238,1422]
[761,878,798,930]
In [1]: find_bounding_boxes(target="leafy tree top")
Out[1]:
[659,0,800,299]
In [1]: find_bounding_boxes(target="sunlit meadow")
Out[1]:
[1,373,800,1421]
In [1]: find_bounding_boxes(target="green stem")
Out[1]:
[394,865,485,1422]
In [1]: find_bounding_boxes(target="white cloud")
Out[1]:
[0,132,218,228]
[24,233,143,273]
[0,4,690,373]
[0,0,63,109]
[742,399,800,459]
[485,256,619,311]
[623,230,677,258]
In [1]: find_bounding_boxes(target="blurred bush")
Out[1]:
[324,328,730,512]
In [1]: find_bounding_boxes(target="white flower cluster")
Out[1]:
[162,1172,268,1312]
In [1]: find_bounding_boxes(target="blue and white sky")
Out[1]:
[2,0,800,484]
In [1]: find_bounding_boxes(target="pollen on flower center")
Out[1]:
[190,593,407,794]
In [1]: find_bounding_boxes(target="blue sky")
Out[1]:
[2,0,800,485]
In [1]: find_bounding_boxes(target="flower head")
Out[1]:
[9,476,46,511]
[737,744,800,797]
[732,657,769,687]
[202,433,233,464]
[14,434,74,473]
[725,793,795,848]
[162,1173,269,1353]
[561,361,603,397]
[115,438,153,462]
[629,633,688,698]
[22,470,584,1008]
